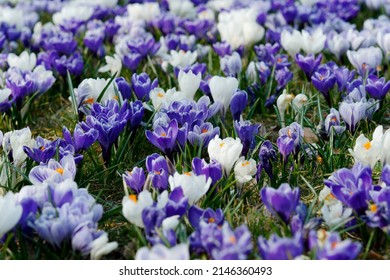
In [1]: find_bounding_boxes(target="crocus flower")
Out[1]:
[89,232,118,260]
[382,129,390,166]
[275,67,293,90]
[177,69,201,100]
[169,50,197,68]
[209,76,239,117]
[258,233,303,260]
[365,74,390,100]
[188,206,225,230]
[146,153,170,192]
[280,29,302,57]
[207,135,243,176]
[230,90,248,121]
[276,89,294,127]
[324,108,346,135]
[85,99,130,163]
[234,119,260,157]
[192,157,223,186]
[62,123,99,153]
[260,183,300,223]
[123,167,145,194]
[258,140,276,179]
[326,31,350,60]
[310,230,361,260]
[131,72,158,101]
[321,201,353,228]
[220,52,242,77]
[348,125,383,168]
[324,163,372,214]
[339,101,366,132]
[7,50,36,71]
[98,54,122,77]
[234,157,257,186]
[301,28,326,54]
[23,136,58,164]
[146,119,180,158]
[295,53,322,80]
[2,127,35,167]
[169,171,211,205]
[0,192,23,238]
[277,135,295,163]
[311,65,336,106]
[347,47,383,76]
[188,121,220,148]
[135,243,190,260]
[122,190,154,228]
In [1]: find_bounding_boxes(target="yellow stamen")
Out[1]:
[184,172,191,176]
[331,241,338,249]
[241,161,250,167]
[363,141,372,150]
[229,236,237,244]
[84,97,94,104]
[113,95,118,100]
[219,142,225,148]
[325,193,336,201]
[287,129,292,138]
[370,204,378,213]
[55,168,64,175]
[154,171,161,175]
[201,128,208,134]
[161,132,167,137]
[208,217,215,223]
[157,92,164,98]
[40,146,45,151]
[129,194,137,203]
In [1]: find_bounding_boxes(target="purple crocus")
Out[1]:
[188,205,225,230]
[334,66,355,93]
[127,33,160,58]
[131,72,158,101]
[220,52,242,77]
[123,52,142,71]
[54,52,84,76]
[23,137,58,164]
[85,99,130,163]
[230,90,248,121]
[365,74,390,100]
[324,163,372,214]
[123,167,145,194]
[128,100,144,131]
[258,233,303,260]
[295,53,322,81]
[258,140,276,180]
[311,65,336,106]
[145,119,179,158]
[275,67,293,90]
[192,157,223,186]
[277,135,295,163]
[165,187,188,217]
[324,108,346,135]
[146,153,170,192]
[261,183,300,223]
[234,119,260,157]
[115,77,132,100]
[311,231,361,260]
[213,41,232,57]
[188,121,220,148]
[62,123,98,153]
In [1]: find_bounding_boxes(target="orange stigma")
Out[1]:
[55,168,64,175]
[363,141,372,150]
[370,204,378,213]
[208,218,215,223]
[84,97,94,104]
[201,128,208,133]
[129,194,137,203]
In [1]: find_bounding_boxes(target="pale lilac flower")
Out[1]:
[136,243,190,260]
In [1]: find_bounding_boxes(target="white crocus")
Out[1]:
[301,28,326,54]
[349,125,383,168]
[280,29,302,57]
[321,201,353,228]
[209,76,239,116]
[169,50,197,68]
[168,0,196,19]
[382,128,390,165]
[277,90,295,128]
[234,157,257,185]
[127,3,161,22]
[149,87,176,109]
[90,232,118,260]
[0,192,23,238]
[208,135,243,176]
[293,93,308,121]
[7,51,36,71]
[162,215,180,231]
[319,186,338,206]
[122,190,154,228]
[2,127,35,167]
[178,70,201,100]
[135,243,190,260]
[169,172,211,205]
[52,4,94,26]
[74,78,118,106]
[98,54,122,77]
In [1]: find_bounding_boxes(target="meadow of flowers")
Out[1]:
[0,0,390,260]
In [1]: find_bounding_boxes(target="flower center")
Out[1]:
[369,204,378,213]
[219,142,225,148]
[129,194,137,203]
[184,172,191,176]
[201,128,208,134]
[331,241,338,249]
[160,132,167,137]
[157,92,164,98]
[84,97,94,104]
[229,236,237,244]
[363,141,372,150]
[241,161,250,167]
[208,217,215,223]
[55,168,64,175]
[40,146,45,151]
